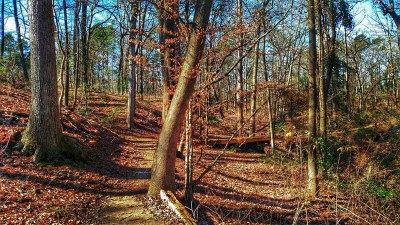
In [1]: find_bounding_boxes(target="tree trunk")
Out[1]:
[72,0,80,108]
[159,0,179,123]
[250,30,260,136]
[344,28,350,112]
[63,0,70,107]
[118,35,125,95]
[267,89,274,150]
[316,0,326,138]
[184,102,193,202]
[148,0,213,198]
[307,0,318,200]
[127,2,138,129]
[13,0,29,80]
[236,0,244,137]
[22,0,63,163]
[81,0,88,103]
[0,0,4,58]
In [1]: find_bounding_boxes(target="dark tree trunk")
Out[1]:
[81,0,89,97]
[148,0,213,198]
[72,0,80,108]
[307,0,318,200]
[316,0,326,138]
[118,35,124,95]
[22,0,63,163]
[0,0,4,58]
[159,0,179,123]
[250,27,260,136]
[63,0,70,107]
[13,0,29,80]
[127,2,138,129]
[344,28,350,112]
[236,0,244,136]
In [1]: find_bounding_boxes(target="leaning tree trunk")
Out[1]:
[13,0,29,80]
[148,0,213,198]
[307,0,318,200]
[22,0,64,163]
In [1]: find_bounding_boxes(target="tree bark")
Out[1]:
[307,0,318,200]
[250,29,260,136]
[0,0,4,58]
[159,0,179,123]
[22,0,63,163]
[344,28,350,112]
[236,0,244,137]
[13,0,29,80]
[316,0,326,138]
[127,2,138,129]
[63,0,70,107]
[72,0,80,108]
[148,0,213,198]
[81,0,89,101]
[184,102,193,202]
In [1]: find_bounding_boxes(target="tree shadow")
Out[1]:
[194,183,347,224]
[0,170,148,196]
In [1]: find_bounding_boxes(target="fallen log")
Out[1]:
[207,135,270,146]
[11,111,29,118]
[160,190,196,225]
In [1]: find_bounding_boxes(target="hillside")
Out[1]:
[1,83,399,224]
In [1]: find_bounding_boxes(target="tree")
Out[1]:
[63,0,70,107]
[377,0,400,49]
[307,0,318,199]
[236,0,244,137]
[127,1,138,129]
[159,0,179,123]
[22,0,64,163]
[148,0,213,198]
[250,26,260,136]
[1,0,4,58]
[13,0,28,80]
[315,0,326,137]
[81,0,89,104]
[72,0,80,108]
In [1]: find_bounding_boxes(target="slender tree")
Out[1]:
[315,0,326,138]
[81,0,89,101]
[72,0,80,108]
[236,0,244,136]
[13,0,28,80]
[148,0,213,198]
[0,0,4,58]
[307,0,318,199]
[63,0,70,106]
[127,2,138,129]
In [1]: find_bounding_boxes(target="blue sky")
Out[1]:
[2,1,390,37]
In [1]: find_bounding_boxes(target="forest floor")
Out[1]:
[1,83,399,224]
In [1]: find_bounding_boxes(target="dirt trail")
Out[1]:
[86,93,168,224]
[98,136,158,224]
